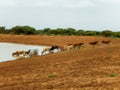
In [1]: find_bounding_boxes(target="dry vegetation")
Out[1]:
[0,34,120,90]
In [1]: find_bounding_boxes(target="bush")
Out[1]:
[11,26,36,35]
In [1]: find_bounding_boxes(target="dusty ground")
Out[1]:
[0,34,120,90]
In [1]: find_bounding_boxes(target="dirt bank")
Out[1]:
[0,34,120,90]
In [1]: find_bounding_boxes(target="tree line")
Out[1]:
[0,26,120,38]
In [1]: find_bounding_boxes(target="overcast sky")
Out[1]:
[0,0,120,31]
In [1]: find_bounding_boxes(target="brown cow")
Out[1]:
[73,43,84,50]
[89,41,99,47]
[41,47,52,55]
[102,40,111,44]
[64,44,74,51]
[12,50,26,56]
[102,40,111,47]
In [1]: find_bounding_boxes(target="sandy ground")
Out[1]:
[0,34,120,90]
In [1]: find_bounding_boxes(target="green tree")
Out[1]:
[22,26,36,35]
[55,28,64,35]
[75,29,85,36]
[102,30,113,37]
[64,28,76,35]
[0,26,6,33]
[113,32,120,38]
[11,26,36,35]
[43,28,51,35]
[85,30,98,36]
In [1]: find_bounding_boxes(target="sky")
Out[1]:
[0,0,120,31]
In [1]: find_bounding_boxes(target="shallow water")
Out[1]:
[0,42,48,62]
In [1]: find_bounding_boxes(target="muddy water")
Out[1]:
[0,42,48,62]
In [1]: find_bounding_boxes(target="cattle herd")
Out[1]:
[64,40,111,51]
[12,49,39,58]
[12,40,111,59]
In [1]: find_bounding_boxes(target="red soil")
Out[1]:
[0,34,120,90]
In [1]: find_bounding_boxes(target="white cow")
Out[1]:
[25,49,39,57]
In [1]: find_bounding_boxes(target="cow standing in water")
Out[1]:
[41,45,61,55]
[41,47,52,55]
[12,49,39,60]
[27,49,39,57]
[49,45,61,52]
[12,50,26,57]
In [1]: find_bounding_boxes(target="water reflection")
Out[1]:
[0,42,48,62]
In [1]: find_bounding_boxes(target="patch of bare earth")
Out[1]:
[0,34,120,90]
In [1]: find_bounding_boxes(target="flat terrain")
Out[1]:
[0,34,120,90]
